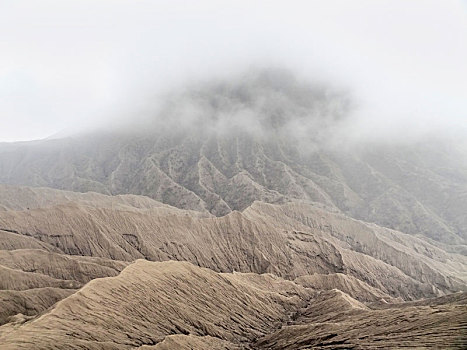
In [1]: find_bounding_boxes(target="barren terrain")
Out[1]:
[0,71,466,348]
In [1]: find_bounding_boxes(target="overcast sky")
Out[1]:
[0,0,466,142]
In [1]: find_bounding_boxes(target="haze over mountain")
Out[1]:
[2,1,467,143]
[1,0,467,347]
[1,69,466,246]
[1,70,466,348]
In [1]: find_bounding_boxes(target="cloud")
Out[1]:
[0,0,466,142]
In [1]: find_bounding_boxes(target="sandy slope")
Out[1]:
[0,265,80,291]
[1,260,465,349]
[0,249,128,283]
[0,189,464,300]
[0,288,75,325]
[0,185,465,348]
[256,292,467,349]
[294,273,395,302]
[0,260,313,349]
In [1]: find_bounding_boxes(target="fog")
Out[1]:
[1,0,466,144]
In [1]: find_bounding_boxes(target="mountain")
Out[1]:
[0,70,466,246]
[0,69,466,348]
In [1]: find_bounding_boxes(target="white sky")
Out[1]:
[0,0,466,142]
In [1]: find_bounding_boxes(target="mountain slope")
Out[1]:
[255,292,467,349]
[0,185,465,301]
[0,70,466,349]
[1,260,465,350]
[0,70,465,244]
[0,288,75,326]
[294,273,395,302]
[0,249,128,283]
[0,260,313,349]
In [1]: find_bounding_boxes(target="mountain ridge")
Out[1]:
[1,69,465,244]
[0,70,466,348]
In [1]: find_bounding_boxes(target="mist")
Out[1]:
[1,0,466,145]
